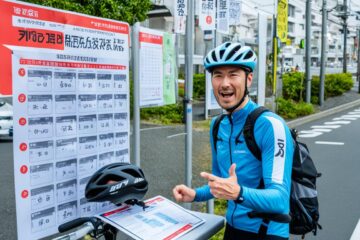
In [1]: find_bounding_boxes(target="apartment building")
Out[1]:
[147,0,359,70]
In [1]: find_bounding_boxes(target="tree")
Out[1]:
[21,0,152,25]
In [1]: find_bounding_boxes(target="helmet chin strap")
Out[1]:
[225,72,249,113]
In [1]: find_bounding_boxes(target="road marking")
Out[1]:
[325,121,351,125]
[350,219,360,240]
[341,114,360,118]
[315,141,344,145]
[311,125,341,129]
[298,131,323,138]
[309,128,332,132]
[333,117,358,121]
[167,133,186,139]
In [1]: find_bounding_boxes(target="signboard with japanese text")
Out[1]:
[162,33,176,105]
[217,0,229,34]
[229,0,242,26]
[277,0,288,43]
[174,0,187,34]
[139,27,176,107]
[199,0,216,31]
[0,1,131,239]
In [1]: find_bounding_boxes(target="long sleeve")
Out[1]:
[240,115,294,214]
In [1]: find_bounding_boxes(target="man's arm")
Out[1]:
[240,115,294,213]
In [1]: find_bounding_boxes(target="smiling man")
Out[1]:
[173,42,294,240]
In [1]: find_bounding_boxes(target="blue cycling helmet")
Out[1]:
[204,42,257,72]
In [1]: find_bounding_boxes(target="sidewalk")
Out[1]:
[192,84,360,125]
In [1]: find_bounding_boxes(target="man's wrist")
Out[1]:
[234,186,244,204]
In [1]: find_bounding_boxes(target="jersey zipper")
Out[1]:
[228,115,238,226]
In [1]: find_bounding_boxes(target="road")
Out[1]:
[1,106,360,239]
[293,106,360,240]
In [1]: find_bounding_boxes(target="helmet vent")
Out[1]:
[244,50,254,59]
[225,45,241,61]
[219,50,225,59]
[211,51,217,62]
[98,174,126,184]
[233,53,244,62]
[225,42,231,48]
[205,57,210,64]
[122,168,142,178]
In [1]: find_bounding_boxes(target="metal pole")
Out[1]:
[357,28,360,93]
[184,0,194,210]
[132,23,141,167]
[272,0,278,96]
[175,33,180,102]
[343,0,348,73]
[319,0,327,106]
[305,0,312,103]
[206,28,216,214]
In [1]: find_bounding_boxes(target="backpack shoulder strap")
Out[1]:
[243,106,270,161]
[212,114,227,154]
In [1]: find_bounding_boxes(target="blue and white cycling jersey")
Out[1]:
[194,100,294,238]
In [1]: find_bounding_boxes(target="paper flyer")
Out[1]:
[139,27,164,107]
[97,196,205,240]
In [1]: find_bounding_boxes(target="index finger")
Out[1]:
[200,172,220,182]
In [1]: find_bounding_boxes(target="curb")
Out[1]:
[287,99,360,128]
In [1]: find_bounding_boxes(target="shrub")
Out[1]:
[324,73,353,98]
[282,72,353,104]
[193,73,206,99]
[140,103,183,124]
[276,98,314,119]
[282,72,305,101]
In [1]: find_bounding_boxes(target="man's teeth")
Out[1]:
[221,93,233,97]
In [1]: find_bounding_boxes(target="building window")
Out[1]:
[300,24,304,30]
[288,5,295,18]
[288,22,295,33]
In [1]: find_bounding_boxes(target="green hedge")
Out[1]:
[282,72,353,103]
[193,73,206,99]
[278,72,353,119]
[276,98,315,119]
[140,103,183,124]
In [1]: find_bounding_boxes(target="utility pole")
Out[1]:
[272,0,278,99]
[342,0,348,73]
[319,0,327,106]
[305,0,312,103]
[132,23,141,167]
[184,0,194,210]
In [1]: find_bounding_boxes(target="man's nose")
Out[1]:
[221,75,231,86]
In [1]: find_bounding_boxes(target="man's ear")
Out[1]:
[247,72,253,87]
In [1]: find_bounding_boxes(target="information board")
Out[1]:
[0,1,131,239]
[139,27,176,107]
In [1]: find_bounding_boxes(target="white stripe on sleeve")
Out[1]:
[265,116,286,184]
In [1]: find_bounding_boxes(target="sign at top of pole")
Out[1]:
[277,0,288,43]
[174,0,187,34]
[217,0,230,34]
[199,0,216,31]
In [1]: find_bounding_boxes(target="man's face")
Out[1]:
[211,66,252,111]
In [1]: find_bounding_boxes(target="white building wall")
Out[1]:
[148,0,358,69]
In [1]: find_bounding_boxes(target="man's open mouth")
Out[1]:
[220,92,234,98]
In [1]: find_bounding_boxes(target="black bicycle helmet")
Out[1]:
[85,163,148,205]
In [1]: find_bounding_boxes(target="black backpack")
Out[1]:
[212,106,322,237]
